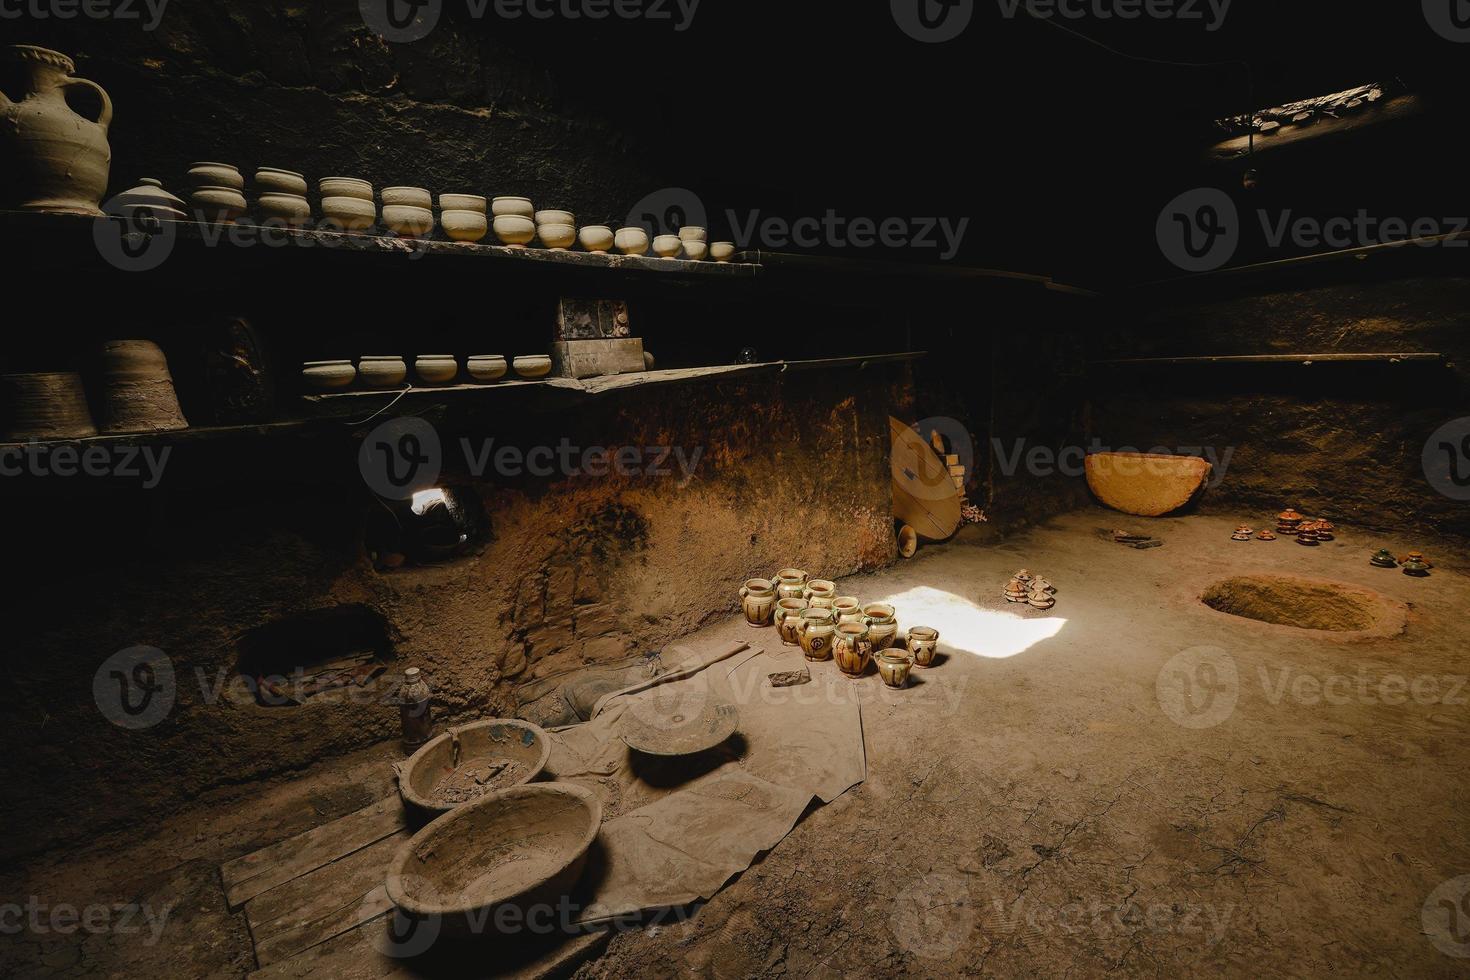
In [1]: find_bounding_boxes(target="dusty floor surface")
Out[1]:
[4,508,1467,978]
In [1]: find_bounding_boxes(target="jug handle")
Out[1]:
[61,75,113,131]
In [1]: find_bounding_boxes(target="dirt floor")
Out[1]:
[5,508,1467,978]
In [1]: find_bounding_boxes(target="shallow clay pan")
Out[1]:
[385,782,601,935]
[619,689,738,757]
[1084,451,1212,517]
[397,719,550,821]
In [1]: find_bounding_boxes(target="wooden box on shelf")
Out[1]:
[551,338,646,379]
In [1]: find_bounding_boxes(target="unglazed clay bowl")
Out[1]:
[683,240,708,261]
[415,354,459,384]
[441,209,488,242]
[189,186,246,223]
[320,195,376,231]
[358,355,408,388]
[255,168,308,196]
[319,177,373,201]
[440,193,486,214]
[188,162,243,191]
[382,186,432,209]
[513,355,553,379]
[493,214,536,247]
[383,205,434,237]
[535,209,575,227]
[302,359,355,390]
[257,192,311,225]
[537,222,577,250]
[652,234,682,259]
[710,241,736,262]
[467,355,508,383]
[579,225,615,253]
[396,719,553,820]
[492,196,534,218]
[614,227,649,255]
[678,226,707,243]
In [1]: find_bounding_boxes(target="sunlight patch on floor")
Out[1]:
[871,585,1066,659]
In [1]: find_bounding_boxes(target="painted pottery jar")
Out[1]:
[774,598,808,646]
[1,45,112,214]
[739,578,776,627]
[805,578,837,607]
[773,569,809,603]
[863,603,898,651]
[798,608,836,662]
[832,622,873,678]
[832,596,864,626]
[877,651,914,689]
[906,626,939,667]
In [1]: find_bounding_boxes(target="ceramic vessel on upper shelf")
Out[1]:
[579,225,615,254]
[513,355,553,379]
[652,234,682,259]
[467,355,509,383]
[493,214,536,247]
[415,355,459,384]
[678,226,707,243]
[710,241,736,262]
[0,45,112,215]
[537,222,576,250]
[492,196,534,218]
[359,355,408,388]
[382,186,432,209]
[383,205,434,237]
[302,360,356,390]
[614,227,650,256]
[440,193,486,214]
[321,196,376,231]
[257,192,311,226]
[441,209,488,242]
[188,162,243,191]
[255,168,308,196]
[189,185,246,223]
[112,178,187,220]
[320,177,373,201]
[683,240,708,261]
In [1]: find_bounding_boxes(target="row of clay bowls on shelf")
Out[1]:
[177,163,737,258]
[301,354,553,391]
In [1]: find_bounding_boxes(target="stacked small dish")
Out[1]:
[320,177,376,231]
[535,209,576,250]
[255,168,311,226]
[186,162,246,223]
[440,194,487,243]
[382,187,434,238]
[492,196,536,247]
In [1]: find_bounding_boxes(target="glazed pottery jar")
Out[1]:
[321,196,376,231]
[773,569,809,603]
[321,177,372,201]
[863,603,898,651]
[579,225,614,253]
[832,622,873,678]
[415,355,458,385]
[359,355,407,388]
[798,608,836,662]
[739,578,776,627]
[614,227,650,255]
[97,340,188,434]
[441,209,488,242]
[877,651,914,689]
[301,360,355,390]
[189,162,243,191]
[255,168,308,196]
[906,626,939,667]
[493,214,536,247]
[805,579,837,603]
[466,355,508,383]
[1,45,112,214]
[710,242,736,262]
[774,598,808,646]
[0,372,97,440]
[832,597,864,626]
[513,355,552,379]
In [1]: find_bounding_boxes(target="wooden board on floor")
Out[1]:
[221,796,406,909]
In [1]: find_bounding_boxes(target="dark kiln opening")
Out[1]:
[236,604,395,707]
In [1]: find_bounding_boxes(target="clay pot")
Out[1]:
[1004,578,1029,602]
[415,355,459,385]
[440,193,486,213]
[189,162,243,191]
[652,234,682,259]
[832,597,864,626]
[739,578,776,627]
[805,579,837,614]
[301,360,356,390]
[96,340,188,434]
[466,355,508,383]
[683,241,708,261]
[359,355,408,388]
[257,192,311,226]
[0,372,97,440]
[383,205,433,237]
[513,355,552,379]
[112,178,186,220]
[832,622,873,678]
[535,209,575,226]
[0,45,112,215]
[189,185,246,223]
[710,242,736,262]
[897,523,919,559]
[877,651,914,689]
[537,222,577,250]
[772,569,809,603]
[441,209,488,243]
[320,177,373,201]
[579,225,615,254]
[320,196,376,231]
[906,626,939,667]
[1402,558,1431,577]
[798,608,836,662]
[774,598,808,646]
[493,215,536,248]
[614,227,650,255]
[863,603,898,651]
[491,196,534,218]
[1369,549,1397,568]
[678,226,707,243]
[255,168,307,196]
[382,186,432,209]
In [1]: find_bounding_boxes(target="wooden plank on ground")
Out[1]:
[247,830,409,966]
[221,796,406,909]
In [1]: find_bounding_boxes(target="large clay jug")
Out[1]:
[0,44,113,214]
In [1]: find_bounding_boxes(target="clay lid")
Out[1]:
[112,178,187,219]
[1278,509,1303,521]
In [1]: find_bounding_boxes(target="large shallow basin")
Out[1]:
[397,719,550,821]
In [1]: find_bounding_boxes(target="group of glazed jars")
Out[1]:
[738,569,940,688]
